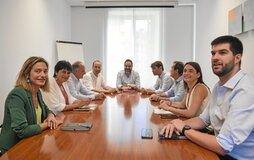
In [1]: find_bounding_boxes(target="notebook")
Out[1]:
[153,108,174,115]
[61,123,92,131]
[73,104,97,111]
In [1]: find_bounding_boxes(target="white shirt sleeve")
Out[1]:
[82,74,93,90]
[42,79,68,114]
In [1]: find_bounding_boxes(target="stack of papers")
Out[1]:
[154,108,174,115]
[73,104,97,111]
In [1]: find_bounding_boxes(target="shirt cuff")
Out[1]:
[199,114,209,126]
[216,134,234,152]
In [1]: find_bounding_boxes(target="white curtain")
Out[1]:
[105,8,162,88]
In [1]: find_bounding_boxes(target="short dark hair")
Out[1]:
[124,59,133,66]
[211,35,243,67]
[173,61,184,75]
[151,61,164,71]
[54,60,72,77]
[211,35,243,56]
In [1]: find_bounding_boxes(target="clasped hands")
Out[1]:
[44,113,59,130]
[122,84,137,91]
[140,88,155,95]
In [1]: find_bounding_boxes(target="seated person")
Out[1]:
[141,61,174,95]
[160,35,254,160]
[67,61,105,100]
[150,61,185,102]
[42,60,91,114]
[83,60,116,93]
[116,59,140,91]
[0,57,60,155]
[158,62,210,118]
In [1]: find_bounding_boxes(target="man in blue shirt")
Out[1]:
[116,59,140,91]
[141,61,174,95]
[160,35,254,160]
[67,61,105,100]
[150,61,185,102]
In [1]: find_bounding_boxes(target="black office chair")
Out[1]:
[0,124,2,128]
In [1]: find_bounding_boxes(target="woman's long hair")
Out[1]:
[15,56,49,92]
[183,62,209,92]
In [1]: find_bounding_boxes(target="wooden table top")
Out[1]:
[0,92,219,160]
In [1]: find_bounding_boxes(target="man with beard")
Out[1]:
[116,59,140,91]
[160,35,254,160]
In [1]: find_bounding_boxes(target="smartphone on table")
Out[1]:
[141,128,153,139]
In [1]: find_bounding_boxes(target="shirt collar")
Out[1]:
[70,73,79,82]
[176,76,183,83]
[159,71,166,78]
[217,70,245,89]
[91,71,100,78]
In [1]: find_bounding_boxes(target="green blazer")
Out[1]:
[0,87,53,154]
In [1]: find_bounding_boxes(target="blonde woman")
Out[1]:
[0,57,59,155]
[159,62,210,118]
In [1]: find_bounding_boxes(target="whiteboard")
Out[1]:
[56,41,84,64]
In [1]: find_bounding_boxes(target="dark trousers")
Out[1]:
[217,154,237,160]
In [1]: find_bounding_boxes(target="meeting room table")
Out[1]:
[0,91,219,160]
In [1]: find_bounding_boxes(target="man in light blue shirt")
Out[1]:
[141,61,174,95]
[67,61,105,100]
[160,35,254,160]
[116,59,140,91]
[150,61,185,102]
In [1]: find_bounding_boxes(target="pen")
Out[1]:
[78,124,91,128]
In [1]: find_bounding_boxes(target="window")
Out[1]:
[106,8,162,88]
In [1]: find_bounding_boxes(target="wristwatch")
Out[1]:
[182,125,191,136]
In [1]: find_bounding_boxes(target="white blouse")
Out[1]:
[42,78,76,114]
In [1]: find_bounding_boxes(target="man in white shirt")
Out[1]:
[116,59,140,91]
[67,61,105,100]
[141,61,174,95]
[83,60,116,93]
[150,61,185,102]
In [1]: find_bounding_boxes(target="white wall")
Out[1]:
[195,0,254,88]
[0,0,71,124]
[71,8,107,71]
[162,6,193,70]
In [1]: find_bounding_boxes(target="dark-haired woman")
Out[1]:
[42,60,90,114]
[159,62,210,118]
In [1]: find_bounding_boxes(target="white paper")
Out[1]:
[154,108,174,115]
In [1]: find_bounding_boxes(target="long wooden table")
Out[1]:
[0,92,219,160]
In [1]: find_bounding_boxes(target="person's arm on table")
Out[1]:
[161,118,227,155]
